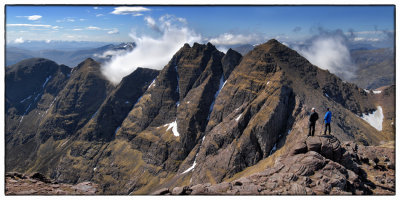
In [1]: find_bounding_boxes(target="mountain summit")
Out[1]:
[5,39,394,194]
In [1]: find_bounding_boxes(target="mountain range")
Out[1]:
[5,39,395,195]
[7,41,394,91]
[6,42,135,67]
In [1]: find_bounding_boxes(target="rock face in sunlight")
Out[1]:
[5,40,395,195]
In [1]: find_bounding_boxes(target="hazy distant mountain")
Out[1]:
[5,40,394,195]
[7,40,112,51]
[230,44,255,55]
[350,48,394,89]
[6,42,135,67]
[5,47,36,67]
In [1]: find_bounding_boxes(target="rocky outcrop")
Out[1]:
[158,136,394,195]
[6,172,99,195]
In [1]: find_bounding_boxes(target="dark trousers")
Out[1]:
[309,123,316,136]
[324,123,331,135]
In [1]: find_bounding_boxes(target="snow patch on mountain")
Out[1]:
[207,75,225,120]
[360,106,384,131]
[165,120,179,136]
[182,153,198,174]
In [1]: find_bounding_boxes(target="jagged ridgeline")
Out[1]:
[5,39,394,194]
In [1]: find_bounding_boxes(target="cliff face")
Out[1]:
[5,40,394,195]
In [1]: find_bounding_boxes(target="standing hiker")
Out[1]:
[324,108,332,135]
[308,108,319,136]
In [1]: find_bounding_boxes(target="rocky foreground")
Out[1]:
[5,172,99,195]
[5,136,394,195]
[153,136,395,195]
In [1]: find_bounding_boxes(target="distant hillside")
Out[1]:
[6,43,135,67]
[350,48,394,89]
[231,44,255,56]
[6,47,36,66]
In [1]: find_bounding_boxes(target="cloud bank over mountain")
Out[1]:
[293,29,356,80]
[101,15,201,84]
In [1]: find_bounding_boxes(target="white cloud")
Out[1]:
[144,16,160,32]
[56,17,75,23]
[353,37,380,42]
[14,37,24,44]
[45,39,51,43]
[7,24,51,28]
[96,14,104,17]
[93,49,128,59]
[65,35,75,39]
[111,6,150,15]
[79,19,86,21]
[293,33,355,80]
[87,26,101,30]
[93,7,101,10]
[144,16,156,27]
[133,13,143,17]
[350,30,393,35]
[73,28,83,31]
[62,34,89,40]
[108,29,119,34]
[27,15,42,21]
[209,33,265,45]
[101,15,201,84]
[177,17,187,24]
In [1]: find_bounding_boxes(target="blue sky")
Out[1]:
[6,5,394,45]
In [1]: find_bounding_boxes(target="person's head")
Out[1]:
[327,108,330,111]
[311,108,315,112]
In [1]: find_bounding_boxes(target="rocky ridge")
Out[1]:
[155,135,394,195]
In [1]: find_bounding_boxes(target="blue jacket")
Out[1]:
[324,111,332,123]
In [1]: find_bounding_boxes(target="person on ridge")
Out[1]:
[324,108,332,135]
[308,108,319,136]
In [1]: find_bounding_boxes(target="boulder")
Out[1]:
[190,184,208,195]
[207,182,231,194]
[171,187,184,195]
[290,141,308,155]
[306,136,321,152]
[289,183,306,194]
